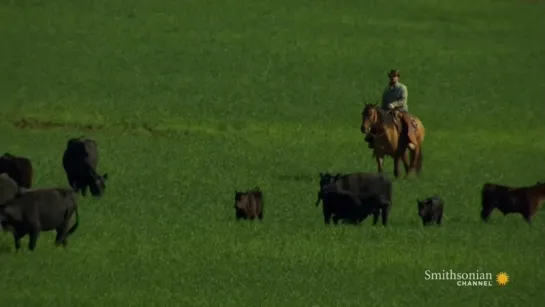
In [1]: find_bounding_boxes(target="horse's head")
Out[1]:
[360,102,379,134]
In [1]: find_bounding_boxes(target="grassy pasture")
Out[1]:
[1,0,545,306]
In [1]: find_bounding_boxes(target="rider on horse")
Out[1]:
[365,69,417,149]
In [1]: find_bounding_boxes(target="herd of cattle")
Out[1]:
[0,136,544,252]
[0,137,107,251]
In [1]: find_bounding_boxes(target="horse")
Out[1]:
[360,103,425,179]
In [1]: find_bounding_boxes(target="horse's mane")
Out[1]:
[365,105,396,127]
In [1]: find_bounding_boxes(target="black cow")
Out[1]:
[417,196,444,226]
[315,172,393,226]
[0,152,33,188]
[481,182,545,224]
[0,187,80,251]
[234,187,264,220]
[62,137,108,197]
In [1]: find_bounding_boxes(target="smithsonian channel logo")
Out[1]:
[424,270,509,287]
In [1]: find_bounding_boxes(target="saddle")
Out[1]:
[388,109,419,141]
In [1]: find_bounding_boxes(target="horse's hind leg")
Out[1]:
[407,146,421,177]
[402,150,410,174]
[393,155,401,178]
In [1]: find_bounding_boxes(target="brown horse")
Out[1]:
[360,103,425,179]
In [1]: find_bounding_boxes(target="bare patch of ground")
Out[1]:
[8,117,169,137]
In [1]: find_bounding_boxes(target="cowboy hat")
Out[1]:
[388,70,400,77]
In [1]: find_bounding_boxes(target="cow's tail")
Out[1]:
[68,206,79,235]
[66,190,79,235]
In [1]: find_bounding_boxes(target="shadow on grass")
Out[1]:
[276,174,316,183]
[8,116,169,137]
[0,242,12,254]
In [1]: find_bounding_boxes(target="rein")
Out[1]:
[366,129,386,138]
[365,108,397,138]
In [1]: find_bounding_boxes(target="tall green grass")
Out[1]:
[1,0,544,306]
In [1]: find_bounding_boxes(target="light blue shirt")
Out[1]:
[382,82,408,111]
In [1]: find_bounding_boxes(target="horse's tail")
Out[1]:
[415,146,423,174]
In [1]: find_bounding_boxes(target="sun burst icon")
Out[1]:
[496,272,509,286]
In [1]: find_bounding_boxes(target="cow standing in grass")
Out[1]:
[62,137,108,197]
[0,186,80,251]
[0,152,33,188]
[417,196,444,226]
[0,173,21,205]
[481,182,545,224]
[234,187,263,220]
[315,172,393,226]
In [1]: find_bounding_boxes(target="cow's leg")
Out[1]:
[522,204,534,226]
[28,229,40,251]
[323,203,332,225]
[381,202,391,226]
[258,211,263,221]
[69,180,78,191]
[66,174,77,190]
[81,184,88,197]
[247,204,256,221]
[324,214,331,225]
[527,201,539,223]
[371,208,380,225]
[13,231,26,251]
[480,205,494,222]
[55,221,71,247]
[436,214,443,226]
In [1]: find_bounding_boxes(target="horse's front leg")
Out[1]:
[393,154,401,178]
[375,154,384,172]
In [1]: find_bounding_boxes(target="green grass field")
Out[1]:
[1,0,544,305]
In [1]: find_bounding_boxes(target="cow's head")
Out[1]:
[234,191,249,210]
[319,172,341,189]
[316,172,341,206]
[0,204,21,232]
[89,172,108,197]
[417,198,429,217]
[0,173,19,206]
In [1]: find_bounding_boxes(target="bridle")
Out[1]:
[362,106,387,138]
